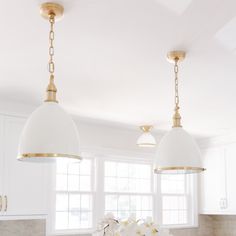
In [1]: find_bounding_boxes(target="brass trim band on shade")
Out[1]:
[154,166,206,173]
[137,143,156,147]
[17,153,82,160]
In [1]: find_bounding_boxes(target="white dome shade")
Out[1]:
[18,102,82,162]
[137,132,156,147]
[154,127,204,174]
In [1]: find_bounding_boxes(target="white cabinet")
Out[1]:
[200,143,236,215]
[0,115,49,217]
[0,117,4,213]
[200,147,227,214]
[225,144,236,214]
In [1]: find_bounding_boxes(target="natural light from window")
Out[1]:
[53,157,196,233]
[104,161,153,219]
[161,175,189,225]
[55,159,93,230]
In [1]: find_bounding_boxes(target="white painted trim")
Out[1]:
[50,229,94,236]
[0,215,47,221]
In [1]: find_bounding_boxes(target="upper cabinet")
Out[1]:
[200,147,227,214]
[0,117,4,210]
[0,115,49,217]
[200,143,236,215]
[225,144,236,214]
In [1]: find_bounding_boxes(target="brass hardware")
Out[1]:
[172,108,182,127]
[48,14,55,76]
[4,196,7,212]
[40,3,64,103]
[40,2,64,21]
[154,166,206,174]
[45,11,57,102]
[167,51,186,63]
[45,75,58,103]
[0,196,1,211]
[140,125,153,132]
[167,51,186,128]
[17,153,82,161]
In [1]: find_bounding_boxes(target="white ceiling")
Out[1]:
[0,0,236,138]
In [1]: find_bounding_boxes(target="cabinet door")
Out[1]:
[3,115,48,216]
[225,144,236,214]
[0,116,4,215]
[200,147,227,214]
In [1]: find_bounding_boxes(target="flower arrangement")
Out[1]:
[93,213,173,236]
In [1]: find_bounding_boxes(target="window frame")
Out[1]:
[49,152,198,235]
[156,173,198,229]
[102,157,155,220]
[50,157,96,236]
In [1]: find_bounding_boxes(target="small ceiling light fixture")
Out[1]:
[137,125,156,147]
[17,2,82,162]
[154,51,205,174]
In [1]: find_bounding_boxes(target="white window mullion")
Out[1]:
[155,173,162,224]
[93,157,105,227]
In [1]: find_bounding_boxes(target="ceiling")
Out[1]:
[0,0,236,138]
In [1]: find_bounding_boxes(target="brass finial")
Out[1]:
[172,106,182,128]
[45,75,58,102]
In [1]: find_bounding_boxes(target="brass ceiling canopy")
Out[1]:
[140,125,153,132]
[40,2,64,20]
[167,51,186,63]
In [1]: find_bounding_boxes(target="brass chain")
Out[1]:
[48,14,55,75]
[172,58,182,127]
[174,59,179,110]
[45,13,58,103]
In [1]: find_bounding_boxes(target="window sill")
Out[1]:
[161,224,198,230]
[50,234,92,236]
[50,229,94,236]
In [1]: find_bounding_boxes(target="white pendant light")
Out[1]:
[154,51,205,174]
[17,3,82,162]
[137,125,156,147]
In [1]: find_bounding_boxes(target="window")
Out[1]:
[52,155,197,234]
[104,161,153,219]
[55,159,93,231]
[160,174,196,226]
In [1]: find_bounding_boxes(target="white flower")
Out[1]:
[94,214,161,236]
[94,212,119,236]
